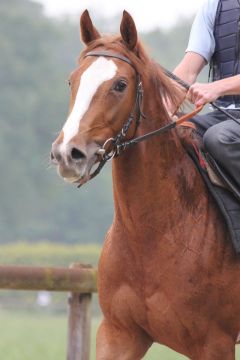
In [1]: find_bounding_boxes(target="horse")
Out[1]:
[51,10,240,359]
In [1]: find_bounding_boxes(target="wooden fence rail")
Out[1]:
[0,263,98,360]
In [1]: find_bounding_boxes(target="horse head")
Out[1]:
[51,10,144,186]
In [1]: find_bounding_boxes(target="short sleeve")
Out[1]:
[186,0,219,63]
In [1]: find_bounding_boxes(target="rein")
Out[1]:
[163,67,240,125]
[115,105,203,153]
[80,51,239,186]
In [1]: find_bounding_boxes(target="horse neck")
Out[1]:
[111,92,206,240]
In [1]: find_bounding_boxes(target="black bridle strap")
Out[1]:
[162,66,191,92]
[210,103,240,124]
[84,103,203,187]
[117,105,203,153]
[85,51,136,70]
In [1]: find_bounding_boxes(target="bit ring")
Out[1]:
[102,138,116,161]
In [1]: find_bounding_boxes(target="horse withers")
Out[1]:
[51,10,240,360]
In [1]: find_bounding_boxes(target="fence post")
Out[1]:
[67,264,93,360]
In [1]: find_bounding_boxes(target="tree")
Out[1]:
[0,0,194,243]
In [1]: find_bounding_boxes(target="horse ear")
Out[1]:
[80,10,100,45]
[120,10,138,50]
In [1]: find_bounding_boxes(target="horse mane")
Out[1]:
[80,35,186,125]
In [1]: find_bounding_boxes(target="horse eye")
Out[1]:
[67,79,71,87]
[114,80,127,92]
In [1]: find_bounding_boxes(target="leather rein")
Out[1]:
[81,50,239,186]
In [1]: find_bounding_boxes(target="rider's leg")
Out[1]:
[203,118,240,182]
[190,109,226,137]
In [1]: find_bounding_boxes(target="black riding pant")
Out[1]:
[192,109,240,184]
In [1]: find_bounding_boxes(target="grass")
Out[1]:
[0,309,238,359]
[0,310,65,359]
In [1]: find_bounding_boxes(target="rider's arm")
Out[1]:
[173,52,206,85]
[172,0,218,107]
[173,0,217,85]
[188,75,240,107]
[175,54,240,107]
[164,0,220,112]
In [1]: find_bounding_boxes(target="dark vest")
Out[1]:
[212,0,240,107]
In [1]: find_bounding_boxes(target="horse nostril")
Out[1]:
[71,147,86,161]
[51,144,62,164]
[50,151,58,165]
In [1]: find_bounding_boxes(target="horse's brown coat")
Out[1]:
[52,10,240,359]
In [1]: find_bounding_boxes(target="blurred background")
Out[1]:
[0,1,210,359]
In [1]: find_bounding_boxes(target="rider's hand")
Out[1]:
[187,82,221,107]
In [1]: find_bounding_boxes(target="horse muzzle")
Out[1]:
[50,141,100,186]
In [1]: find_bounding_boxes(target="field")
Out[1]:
[0,309,239,359]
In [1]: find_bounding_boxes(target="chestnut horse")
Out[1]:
[51,10,240,359]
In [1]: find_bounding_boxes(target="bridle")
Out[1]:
[85,51,146,160]
[82,50,147,184]
[80,50,240,186]
[82,50,202,186]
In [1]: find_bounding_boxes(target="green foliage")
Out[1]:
[0,0,113,244]
[0,241,101,266]
[0,0,195,244]
[142,19,193,70]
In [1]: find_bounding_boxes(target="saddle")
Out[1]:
[178,123,240,254]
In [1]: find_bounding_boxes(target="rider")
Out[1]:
[174,0,240,187]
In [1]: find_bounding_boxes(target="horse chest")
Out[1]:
[144,292,191,347]
[99,274,188,351]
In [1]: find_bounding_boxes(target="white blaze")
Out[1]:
[62,57,117,147]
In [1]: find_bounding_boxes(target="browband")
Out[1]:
[84,51,136,70]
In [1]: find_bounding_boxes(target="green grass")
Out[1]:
[0,310,67,360]
[0,310,239,359]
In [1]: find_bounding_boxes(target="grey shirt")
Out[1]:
[186,0,240,109]
[186,0,219,63]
